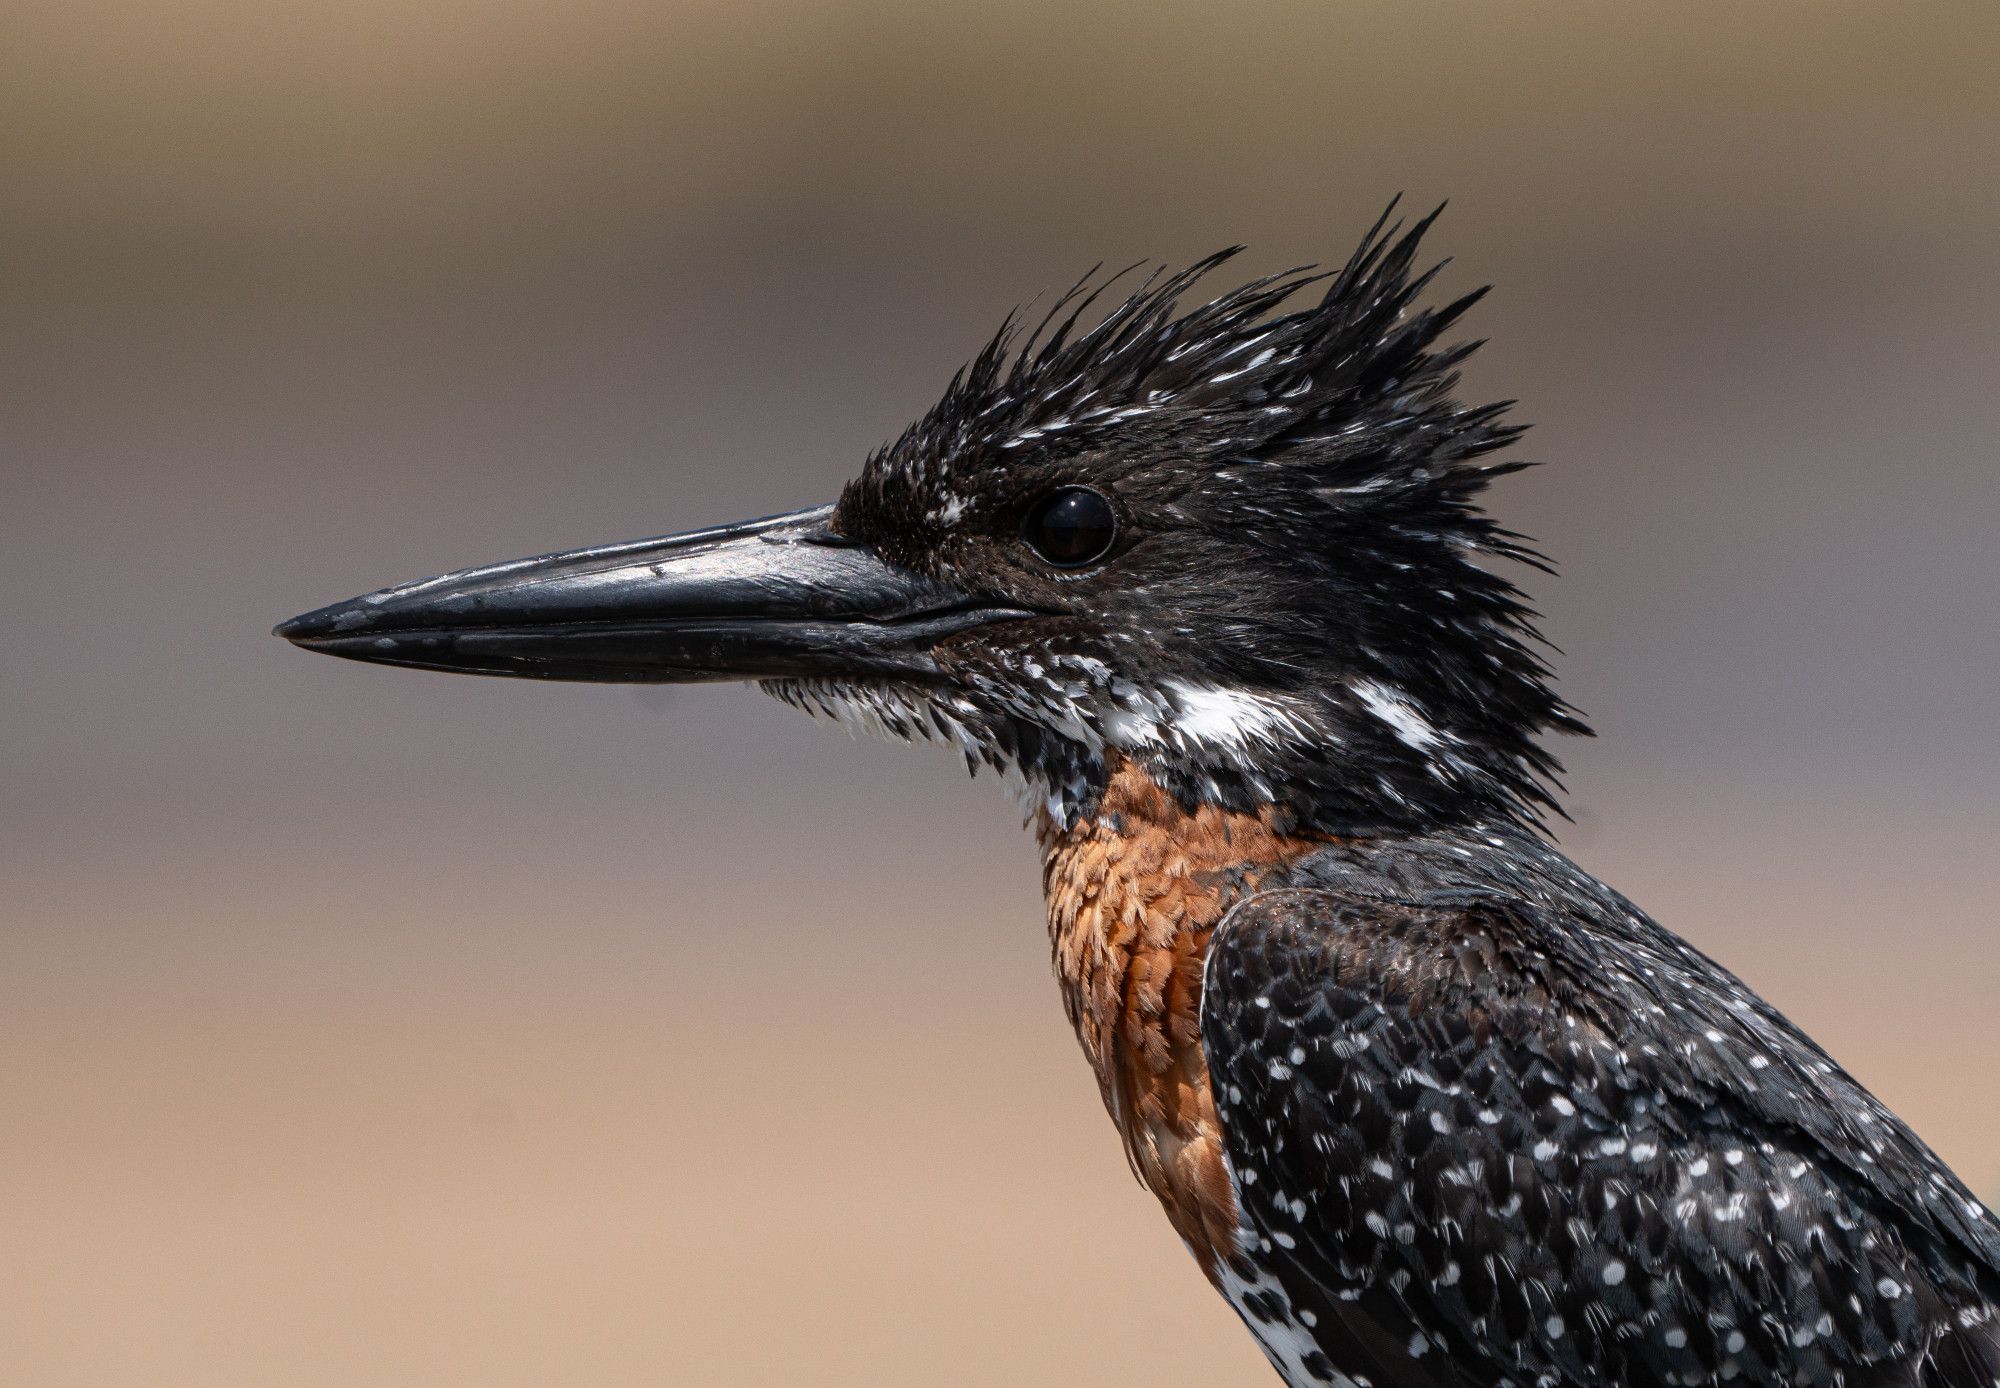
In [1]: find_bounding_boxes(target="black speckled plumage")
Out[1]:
[1204,825,2000,1386]
[279,205,2000,1388]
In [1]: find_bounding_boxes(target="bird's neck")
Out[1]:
[1034,756,1329,1276]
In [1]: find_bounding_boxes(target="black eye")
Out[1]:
[1023,487,1118,568]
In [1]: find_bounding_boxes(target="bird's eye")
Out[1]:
[1023,487,1118,568]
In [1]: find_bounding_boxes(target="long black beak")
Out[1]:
[275,505,1028,683]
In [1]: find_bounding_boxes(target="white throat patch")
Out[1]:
[1159,680,1316,751]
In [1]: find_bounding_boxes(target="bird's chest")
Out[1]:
[1035,761,1323,1278]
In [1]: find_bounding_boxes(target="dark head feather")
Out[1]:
[819,203,1588,835]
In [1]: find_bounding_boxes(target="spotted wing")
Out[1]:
[1200,888,2000,1388]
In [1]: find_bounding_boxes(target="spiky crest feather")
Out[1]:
[824,204,1587,836]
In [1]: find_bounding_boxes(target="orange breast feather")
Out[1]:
[1037,759,1326,1278]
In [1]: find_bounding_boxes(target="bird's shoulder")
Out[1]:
[1197,853,2000,1387]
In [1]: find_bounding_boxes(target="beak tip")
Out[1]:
[274,601,360,646]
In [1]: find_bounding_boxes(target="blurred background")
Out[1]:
[4,2,1997,1383]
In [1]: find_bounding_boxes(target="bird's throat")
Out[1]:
[1035,757,1329,1277]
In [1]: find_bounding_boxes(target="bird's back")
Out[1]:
[1198,825,2000,1387]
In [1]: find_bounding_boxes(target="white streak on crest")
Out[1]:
[1318,474,1395,497]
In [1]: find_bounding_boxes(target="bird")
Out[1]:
[276,205,2000,1387]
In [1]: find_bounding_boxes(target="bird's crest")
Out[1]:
[826,203,1587,835]
[864,203,1517,517]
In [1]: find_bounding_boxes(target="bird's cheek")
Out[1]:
[927,632,1008,688]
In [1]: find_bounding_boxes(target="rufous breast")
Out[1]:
[1036,757,1326,1277]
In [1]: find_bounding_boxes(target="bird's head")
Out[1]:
[278,207,1585,836]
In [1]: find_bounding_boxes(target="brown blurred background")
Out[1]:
[3,2,1997,1383]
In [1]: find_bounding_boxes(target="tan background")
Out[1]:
[4,2,1998,1383]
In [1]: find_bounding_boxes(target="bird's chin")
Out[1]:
[759,674,982,749]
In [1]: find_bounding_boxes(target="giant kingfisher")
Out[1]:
[278,208,2000,1387]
